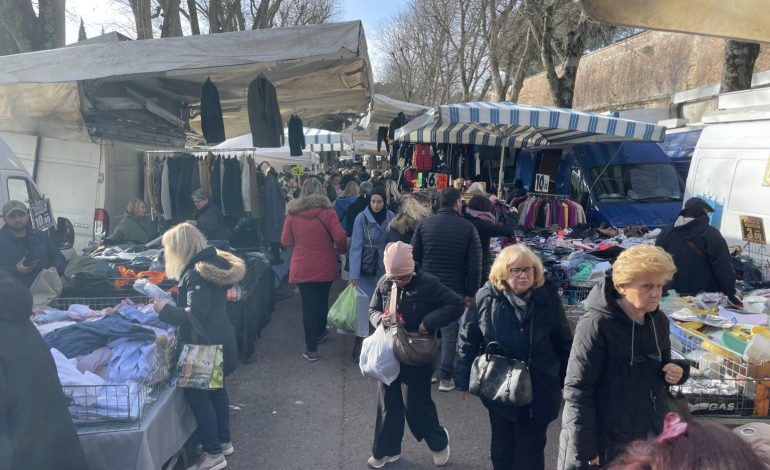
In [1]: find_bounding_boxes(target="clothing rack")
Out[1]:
[516,194,587,231]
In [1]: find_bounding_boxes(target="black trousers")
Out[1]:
[185,387,231,455]
[488,409,548,470]
[372,363,448,459]
[297,281,332,352]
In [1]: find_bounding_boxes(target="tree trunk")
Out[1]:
[720,40,761,93]
[0,26,20,55]
[130,0,154,39]
[209,0,222,33]
[0,0,65,52]
[187,0,200,35]
[508,30,532,103]
[160,0,183,37]
[37,0,66,49]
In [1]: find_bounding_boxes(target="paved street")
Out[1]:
[224,283,562,469]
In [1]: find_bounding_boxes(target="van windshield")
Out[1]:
[590,163,684,203]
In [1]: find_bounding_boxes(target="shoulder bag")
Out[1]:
[173,306,224,390]
[360,218,379,276]
[388,282,439,366]
[469,316,534,406]
[315,215,345,273]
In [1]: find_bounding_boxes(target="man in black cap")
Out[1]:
[189,189,231,241]
[0,272,89,469]
[656,197,739,302]
[0,200,66,288]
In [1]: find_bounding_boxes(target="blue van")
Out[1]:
[511,142,684,228]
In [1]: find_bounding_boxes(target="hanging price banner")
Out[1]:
[424,173,449,190]
[29,199,55,231]
[292,166,305,176]
[534,173,550,193]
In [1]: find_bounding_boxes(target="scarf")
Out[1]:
[370,206,387,225]
[503,289,532,323]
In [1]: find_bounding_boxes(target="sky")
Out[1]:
[64,0,411,80]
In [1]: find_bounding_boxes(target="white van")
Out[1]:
[0,136,74,249]
[0,131,143,250]
[685,89,770,249]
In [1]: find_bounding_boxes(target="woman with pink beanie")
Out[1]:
[366,241,464,468]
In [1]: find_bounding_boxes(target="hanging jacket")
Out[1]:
[160,248,244,376]
[557,277,690,469]
[655,215,737,296]
[413,144,432,172]
[200,78,225,144]
[376,126,390,153]
[457,280,572,425]
[247,74,283,148]
[388,112,407,141]
[262,169,286,243]
[288,115,305,157]
[0,273,89,470]
[281,194,347,284]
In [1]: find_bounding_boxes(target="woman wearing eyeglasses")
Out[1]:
[557,245,691,470]
[456,245,573,470]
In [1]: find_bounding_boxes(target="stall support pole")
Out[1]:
[497,142,506,196]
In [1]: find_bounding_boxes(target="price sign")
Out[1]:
[740,215,766,244]
[417,172,424,188]
[534,173,550,193]
[423,173,449,190]
[30,199,55,231]
[763,155,770,186]
[292,166,305,176]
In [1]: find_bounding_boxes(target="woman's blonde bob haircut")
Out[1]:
[162,222,208,280]
[489,245,545,291]
[612,244,676,290]
[126,198,147,216]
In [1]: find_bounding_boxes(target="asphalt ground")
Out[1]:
[224,282,562,469]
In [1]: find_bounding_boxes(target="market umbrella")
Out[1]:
[393,101,667,192]
[285,127,353,152]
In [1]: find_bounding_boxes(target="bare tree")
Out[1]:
[721,40,761,93]
[274,0,339,27]
[250,0,283,29]
[0,0,67,54]
[129,0,154,39]
[158,0,184,37]
[523,0,600,108]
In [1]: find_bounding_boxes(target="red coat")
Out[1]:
[281,194,348,284]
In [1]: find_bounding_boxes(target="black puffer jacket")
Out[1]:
[557,277,690,470]
[194,202,231,241]
[411,208,482,297]
[0,273,88,470]
[655,215,736,296]
[370,271,464,334]
[457,280,572,425]
[160,247,245,376]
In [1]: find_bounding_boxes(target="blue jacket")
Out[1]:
[349,207,394,281]
[333,195,358,229]
[0,225,67,287]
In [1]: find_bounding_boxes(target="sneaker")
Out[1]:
[195,443,233,456]
[431,376,438,384]
[317,330,330,345]
[221,442,234,456]
[302,350,319,362]
[187,452,227,470]
[367,454,401,468]
[432,429,450,466]
[438,379,455,392]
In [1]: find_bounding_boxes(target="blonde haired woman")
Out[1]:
[387,195,432,244]
[105,198,157,245]
[383,179,402,213]
[152,223,245,470]
[457,244,573,470]
[558,245,691,470]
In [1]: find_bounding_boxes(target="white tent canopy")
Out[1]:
[0,21,373,144]
[353,140,387,156]
[284,127,352,152]
[360,94,430,129]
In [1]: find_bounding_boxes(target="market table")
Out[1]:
[78,388,195,470]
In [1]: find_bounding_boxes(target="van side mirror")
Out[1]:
[51,217,75,250]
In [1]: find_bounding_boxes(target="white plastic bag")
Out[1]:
[359,324,400,385]
[355,286,372,338]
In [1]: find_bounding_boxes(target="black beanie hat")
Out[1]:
[371,185,387,202]
[0,273,32,323]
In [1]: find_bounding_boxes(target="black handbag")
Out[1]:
[392,325,439,366]
[469,316,534,406]
[360,219,379,276]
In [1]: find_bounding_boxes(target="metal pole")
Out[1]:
[498,142,506,196]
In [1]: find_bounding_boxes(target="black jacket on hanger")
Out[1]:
[376,126,390,153]
[200,78,226,144]
[288,115,305,156]
[387,112,407,141]
[247,74,283,148]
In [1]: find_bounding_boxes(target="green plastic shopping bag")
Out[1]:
[328,284,359,331]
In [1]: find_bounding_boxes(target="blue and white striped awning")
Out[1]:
[285,127,352,152]
[393,102,666,147]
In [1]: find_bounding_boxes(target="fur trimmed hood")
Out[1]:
[389,212,421,234]
[286,194,332,215]
[194,248,246,286]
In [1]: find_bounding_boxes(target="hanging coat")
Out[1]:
[248,74,284,148]
[200,78,226,144]
[288,115,305,157]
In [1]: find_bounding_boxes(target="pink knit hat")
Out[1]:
[383,242,415,278]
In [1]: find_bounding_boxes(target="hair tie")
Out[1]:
[656,412,688,443]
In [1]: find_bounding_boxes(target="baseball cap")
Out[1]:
[683,197,715,213]
[2,200,28,218]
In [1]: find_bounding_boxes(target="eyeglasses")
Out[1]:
[509,266,534,277]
